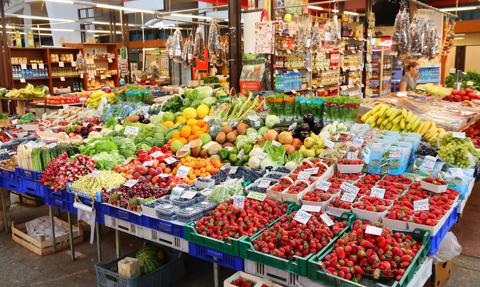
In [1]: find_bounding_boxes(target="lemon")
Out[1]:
[176,115,187,123]
[183,107,197,120]
[162,121,175,128]
[196,104,209,119]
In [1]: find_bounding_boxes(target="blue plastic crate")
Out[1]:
[101,203,143,225]
[0,169,15,179]
[429,205,459,256]
[15,167,42,181]
[188,242,244,271]
[2,178,19,191]
[45,188,73,211]
[19,179,46,198]
[142,216,185,238]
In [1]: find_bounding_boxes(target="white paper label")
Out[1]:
[340,182,359,195]
[164,157,177,165]
[258,179,271,189]
[449,168,464,178]
[62,104,69,109]
[452,132,465,139]
[92,170,100,176]
[365,225,383,236]
[150,151,164,159]
[317,180,331,191]
[59,61,64,67]
[108,58,113,63]
[71,61,76,67]
[176,166,191,179]
[390,150,401,159]
[80,73,84,79]
[20,63,27,69]
[39,63,45,69]
[421,156,437,170]
[325,140,335,149]
[171,187,184,200]
[370,187,385,199]
[124,126,139,136]
[237,149,245,160]
[288,122,297,131]
[272,140,282,147]
[31,64,37,70]
[229,166,238,175]
[340,192,356,203]
[247,192,267,201]
[414,199,429,211]
[60,77,65,82]
[123,179,138,188]
[298,171,311,180]
[181,190,197,199]
[320,213,334,226]
[301,205,322,213]
[304,167,319,175]
[47,143,57,148]
[293,210,312,224]
[143,160,154,167]
[20,78,26,83]
[100,75,106,80]
[347,151,358,160]
[233,195,245,209]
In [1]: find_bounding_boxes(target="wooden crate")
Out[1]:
[11,218,83,256]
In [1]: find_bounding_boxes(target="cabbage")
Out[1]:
[195,86,213,98]
[202,96,217,106]
[248,157,262,169]
[265,115,280,128]
[92,151,125,170]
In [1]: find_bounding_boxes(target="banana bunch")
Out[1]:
[5,84,47,98]
[86,90,117,108]
[361,104,446,143]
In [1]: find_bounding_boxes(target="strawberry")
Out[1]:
[338,159,364,165]
[303,190,332,202]
[382,175,413,185]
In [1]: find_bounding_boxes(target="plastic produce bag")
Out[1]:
[208,23,222,64]
[166,35,175,59]
[193,26,205,60]
[392,8,410,54]
[172,29,183,63]
[433,232,462,262]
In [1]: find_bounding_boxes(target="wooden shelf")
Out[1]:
[51,75,82,79]
[13,77,49,81]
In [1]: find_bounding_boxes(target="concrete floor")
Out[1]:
[1,191,480,287]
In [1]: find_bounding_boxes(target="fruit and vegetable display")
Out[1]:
[135,245,167,275]
[41,153,96,190]
[442,88,479,102]
[445,71,480,91]
[438,133,480,168]
[5,83,48,98]
[465,120,480,147]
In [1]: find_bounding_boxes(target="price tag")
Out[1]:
[372,143,383,151]
[237,149,245,160]
[316,180,331,191]
[108,58,113,63]
[247,192,267,201]
[340,182,359,195]
[123,179,138,188]
[92,170,100,176]
[272,140,282,147]
[301,205,322,213]
[293,210,312,225]
[47,142,57,148]
[347,151,358,160]
[31,64,37,70]
[181,190,197,199]
[124,126,140,136]
[325,140,335,149]
[320,213,334,226]
[233,195,245,209]
[58,61,64,67]
[258,179,271,189]
[159,173,170,178]
[340,192,356,203]
[293,69,299,73]
[176,165,191,179]
[171,187,184,200]
[365,225,383,236]
[304,167,319,175]
[150,151,164,158]
[20,78,26,83]
[452,132,465,139]
[62,104,69,110]
[60,77,65,82]
[414,199,429,211]
[390,150,401,159]
[100,75,106,80]
[288,122,298,131]
[421,155,437,170]
[298,171,311,180]
[164,157,177,165]
[449,168,464,178]
[229,166,238,175]
[370,187,385,199]
[143,160,154,167]
[467,81,474,86]
[20,63,27,69]
[80,73,84,79]
[39,63,45,69]
[71,61,76,67]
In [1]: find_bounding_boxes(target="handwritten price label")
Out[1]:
[325,140,335,149]
[58,61,65,67]
[365,225,383,236]
[176,166,191,179]
[150,151,164,159]
[340,182,359,195]
[293,210,312,225]
[164,157,177,165]
[143,160,154,167]
[247,192,267,201]
[449,168,464,178]
[124,126,140,136]
[317,180,331,191]
[170,187,184,200]
[370,187,385,199]
[233,195,245,209]
[414,199,429,211]
[421,155,437,170]
[452,132,465,139]
[181,190,197,199]
[320,213,334,226]
[123,179,138,188]
[304,167,319,175]
[298,171,311,180]
[229,166,238,175]
[353,137,364,148]
[258,179,271,189]
[341,192,356,203]
[347,151,358,160]
[301,205,322,213]
[390,150,401,159]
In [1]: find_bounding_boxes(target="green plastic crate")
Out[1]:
[185,202,296,257]
[306,228,430,287]
[238,210,355,277]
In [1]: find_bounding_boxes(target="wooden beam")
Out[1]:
[127,39,167,49]
[228,0,242,92]
[455,20,480,33]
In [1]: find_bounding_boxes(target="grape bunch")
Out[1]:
[438,133,480,168]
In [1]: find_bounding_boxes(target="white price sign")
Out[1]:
[124,126,140,136]
[258,179,271,189]
[71,61,77,67]
[414,199,429,211]
[340,182,359,195]
[58,61,64,67]
[31,64,37,70]
[181,190,197,199]
[293,210,312,225]
[421,156,437,170]
[171,187,184,200]
[229,166,238,175]
[60,77,65,82]
[20,63,27,69]
[237,149,245,160]
[324,140,335,149]
[247,192,267,201]
[39,63,45,69]
[301,205,322,213]
[108,58,113,63]
[316,180,331,191]
[272,140,282,147]
[176,166,191,179]
[298,171,311,180]
[449,168,464,178]
[20,78,26,83]
[347,151,358,160]
[123,179,138,188]
[164,157,177,165]
[150,151,164,159]
[370,187,385,199]
[340,192,356,203]
[143,160,154,167]
[304,167,319,175]
[233,195,245,209]
[365,225,383,236]
[320,213,334,227]
[452,132,465,139]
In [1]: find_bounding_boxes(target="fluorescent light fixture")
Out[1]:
[31,27,75,32]
[344,11,359,16]
[86,29,122,34]
[43,0,74,4]
[96,3,155,14]
[308,5,323,11]
[169,13,213,21]
[332,9,339,13]
[92,21,137,27]
[6,13,75,22]
[440,6,478,12]
[7,31,52,36]
[454,33,465,40]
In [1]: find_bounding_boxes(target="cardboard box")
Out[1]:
[431,260,453,287]
[118,257,140,278]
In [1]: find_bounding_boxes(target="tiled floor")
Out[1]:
[0,185,479,287]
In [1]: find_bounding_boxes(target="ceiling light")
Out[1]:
[96,3,155,14]
[440,6,478,12]
[169,13,213,21]
[43,0,74,4]
[92,21,136,27]
[308,5,323,11]
[86,29,122,34]
[31,27,75,32]
[6,13,75,22]
[7,31,53,36]
[332,9,339,13]
[344,11,359,16]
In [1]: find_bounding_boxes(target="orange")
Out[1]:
[188,135,196,141]
[163,121,175,128]
[180,125,192,138]
[179,137,188,144]
[172,131,181,139]
[197,120,206,127]
[202,126,209,132]
[187,119,198,127]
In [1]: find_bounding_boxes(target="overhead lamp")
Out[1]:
[31,27,75,32]
[440,6,478,12]
[42,0,74,4]
[86,29,122,34]
[169,13,213,21]
[332,9,339,13]
[7,31,53,36]
[6,13,75,22]
[92,21,137,27]
[344,11,359,16]
[308,5,324,11]
[96,3,155,14]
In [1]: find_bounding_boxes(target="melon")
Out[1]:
[176,145,191,158]
[189,139,203,157]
